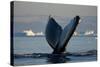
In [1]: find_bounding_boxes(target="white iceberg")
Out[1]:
[23,29,44,37]
[23,29,35,36]
[84,31,94,36]
[73,32,79,36]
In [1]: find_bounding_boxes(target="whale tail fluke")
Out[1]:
[45,16,62,50]
[45,16,80,54]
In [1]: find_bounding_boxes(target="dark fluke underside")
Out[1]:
[45,16,80,54]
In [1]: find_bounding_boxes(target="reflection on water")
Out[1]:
[14,36,97,66]
[46,54,70,63]
[14,55,97,66]
[14,50,97,66]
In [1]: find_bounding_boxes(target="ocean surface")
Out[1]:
[13,36,97,66]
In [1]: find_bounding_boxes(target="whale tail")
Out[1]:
[45,16,80,54]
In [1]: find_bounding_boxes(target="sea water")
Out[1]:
[13,36,97,66]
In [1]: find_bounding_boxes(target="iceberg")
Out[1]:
[23,29,44,37]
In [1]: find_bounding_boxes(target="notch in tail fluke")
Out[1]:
[45,16,81,54]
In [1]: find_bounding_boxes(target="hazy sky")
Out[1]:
[13,1,97,33]
[14,1,97,17]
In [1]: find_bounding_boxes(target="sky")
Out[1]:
[14,1,97,17]
[12,1,97,33]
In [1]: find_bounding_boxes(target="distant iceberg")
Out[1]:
[73,32,79,36]
[84,30,97,36]
[73,30,97,37]
[23,29,44,37]
[35,32,44,36]
[23,29,35,36]
[84,31,94,35]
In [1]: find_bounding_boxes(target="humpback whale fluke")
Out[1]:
[45,16,80,54]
